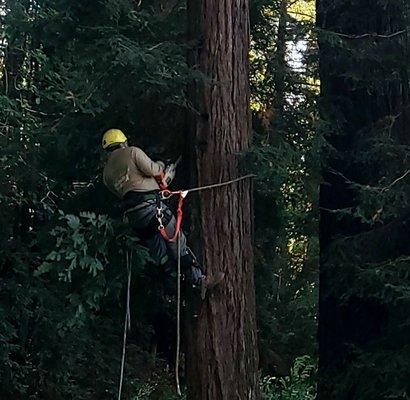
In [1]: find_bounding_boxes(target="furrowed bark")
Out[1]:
[185,1,259,399]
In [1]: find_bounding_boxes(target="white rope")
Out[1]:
[161,174,256,200]
[175,232,182,396]
[167,173,256,397]
[127,252,132,330]
[118,251,132,400]
[185,174,256,194]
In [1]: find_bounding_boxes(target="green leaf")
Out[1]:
[66,214,80,230]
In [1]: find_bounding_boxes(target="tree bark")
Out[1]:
[185,1,259,399]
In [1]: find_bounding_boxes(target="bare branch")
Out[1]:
[381,169,410,192]
[323,29,407,40]
[328,168,410,194]
[288,11,315,21]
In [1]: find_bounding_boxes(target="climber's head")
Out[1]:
[101,129,128,150]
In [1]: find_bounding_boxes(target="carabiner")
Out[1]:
[160,189,173,200]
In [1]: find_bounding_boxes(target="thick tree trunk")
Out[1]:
[185,1,259,399]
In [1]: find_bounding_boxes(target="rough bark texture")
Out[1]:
[185,1,259,399]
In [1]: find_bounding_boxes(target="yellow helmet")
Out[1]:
[102,129,127,149]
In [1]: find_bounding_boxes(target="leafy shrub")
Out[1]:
[129,373,186,400]
[261,356,317,400]
[35,211,149,328]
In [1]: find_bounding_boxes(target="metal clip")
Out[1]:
[160,190,173,200]
[156,206,165,230]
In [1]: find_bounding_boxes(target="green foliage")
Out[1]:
[261,356,317,400]
[0,0,188,398]
[318,0,410,399]
[1,0,320,397]
[36,211,150,327]
[129,373,186,400]
[249,0,319,374]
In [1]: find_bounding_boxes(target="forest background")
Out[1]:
[0,0,408,399]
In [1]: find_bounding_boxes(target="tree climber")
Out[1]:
[101,129,222,295]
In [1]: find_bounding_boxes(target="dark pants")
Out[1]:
[126,200,190,265]
[123,194,202,283]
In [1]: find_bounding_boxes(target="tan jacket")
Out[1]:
[103,146,164,198]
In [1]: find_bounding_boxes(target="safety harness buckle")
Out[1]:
[156,206,165,230]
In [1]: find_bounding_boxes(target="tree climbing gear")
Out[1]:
[122,191,159,215]
[155,173,256,244]
[156,190,188,242]
[175,232,182,396]
[102,128,127,149]
[118,250,132,400]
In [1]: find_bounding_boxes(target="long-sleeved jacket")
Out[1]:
[103,146,164,198]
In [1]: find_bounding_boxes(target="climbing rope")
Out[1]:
[157,174,256,242]
[161,173,256,198]
[118,251,132,400]
[175,232,182,396]
[157,173,256,395]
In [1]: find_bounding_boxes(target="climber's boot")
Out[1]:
[200,272,225,300]
[181,253,224,299]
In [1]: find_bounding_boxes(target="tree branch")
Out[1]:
[380,169,410,192]
[322,29,407,39]
[288,11,315,21]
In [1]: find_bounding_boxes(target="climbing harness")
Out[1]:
[156,190,188,242]
[155,174,256,243]
[117,173,255,398]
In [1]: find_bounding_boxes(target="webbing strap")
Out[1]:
[158,191,188,243]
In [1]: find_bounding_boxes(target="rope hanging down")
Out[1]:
[118,251,132,400]
[158,173,256,394]
[175,232,182,396]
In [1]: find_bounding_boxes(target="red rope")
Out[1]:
[159,190,185,243]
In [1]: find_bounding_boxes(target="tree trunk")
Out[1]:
[185,1,259,399]
[274,0,287,117]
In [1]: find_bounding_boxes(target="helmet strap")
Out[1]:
[107,141,128,152]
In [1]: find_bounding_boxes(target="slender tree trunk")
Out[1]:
[274,0,287,116]
[185,1,259,399]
